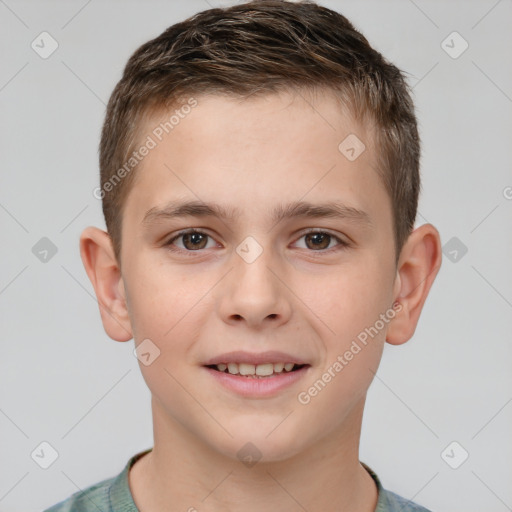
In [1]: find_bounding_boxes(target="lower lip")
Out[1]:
[203,366,310,398]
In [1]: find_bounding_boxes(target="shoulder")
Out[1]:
[361,462,432,512]
[42,449,151,512]
[378,488,433,512]
[42,475,115,512]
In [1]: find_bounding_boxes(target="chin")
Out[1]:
[209,419,312,466]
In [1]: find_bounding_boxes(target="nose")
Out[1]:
[215,243,292,329]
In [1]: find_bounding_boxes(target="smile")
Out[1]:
[204,363,311,398]
[207,362,307,377]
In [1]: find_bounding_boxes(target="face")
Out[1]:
[118,89,400,462]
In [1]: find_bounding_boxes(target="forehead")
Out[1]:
[123,89,388,230]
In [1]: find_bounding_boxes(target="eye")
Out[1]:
[293,229,348,252]
[164,229,217,253]
[164,228,349,255]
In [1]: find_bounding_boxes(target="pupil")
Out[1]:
[185,233,206,249]
[308,233,329,250]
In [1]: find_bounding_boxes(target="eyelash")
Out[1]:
[163,228,349,256]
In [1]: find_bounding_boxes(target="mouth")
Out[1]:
[205,362,309,378]
[203,359,311,398]
[202,350,311,397]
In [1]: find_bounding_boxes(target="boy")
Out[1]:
[45,0,442,510]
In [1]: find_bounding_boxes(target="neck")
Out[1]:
[129,397,378,512]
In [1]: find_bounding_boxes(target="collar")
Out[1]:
[110,450,389,512]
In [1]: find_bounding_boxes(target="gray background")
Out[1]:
[1,0,511,511]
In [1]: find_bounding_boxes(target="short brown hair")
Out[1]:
[99,0,420,267]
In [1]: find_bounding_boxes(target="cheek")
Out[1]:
[302,260,392,403]
[126,260,205,340]
[311,260,394,344]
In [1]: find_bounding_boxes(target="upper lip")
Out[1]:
[203,350,309,366]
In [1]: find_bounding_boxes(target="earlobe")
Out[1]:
[386,224,442,346]
[79,226,133,342]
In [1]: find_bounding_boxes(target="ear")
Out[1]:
[79,226,133,342]
[386,223,442,345]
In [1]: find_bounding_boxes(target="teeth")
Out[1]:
[273,362,285,373]
[239,363,255,375]
[256,363,274,376]
[227,363,238,375]
[214,362,300,376]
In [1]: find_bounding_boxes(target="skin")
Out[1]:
[80,88,442,512]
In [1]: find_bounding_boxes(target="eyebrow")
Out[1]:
[141,199,372,228]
